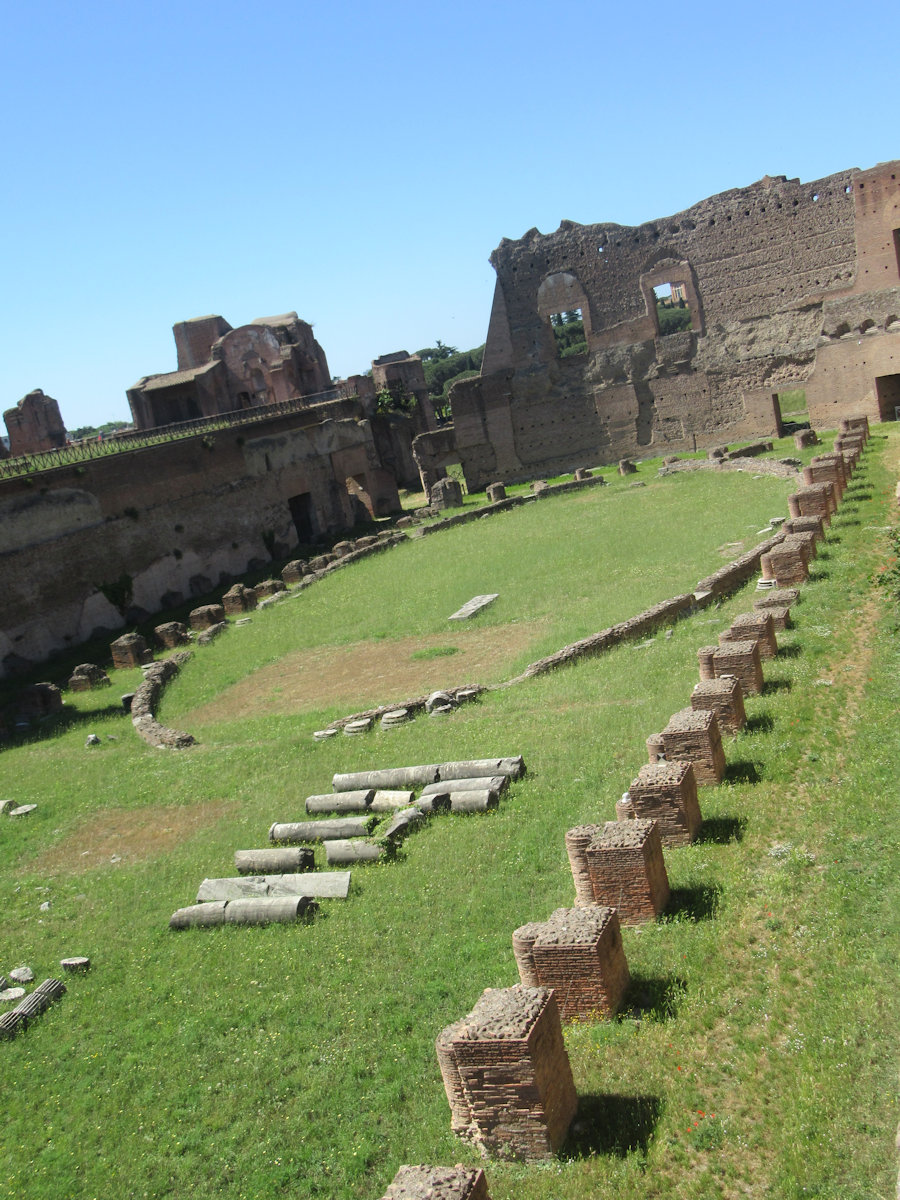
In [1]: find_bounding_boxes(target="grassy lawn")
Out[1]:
[1,432,897,1200]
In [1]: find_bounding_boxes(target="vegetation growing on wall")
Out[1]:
[96,571,134,615]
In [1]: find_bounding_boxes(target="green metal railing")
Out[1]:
[0,389,346,481]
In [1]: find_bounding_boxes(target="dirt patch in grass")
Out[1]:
[28,799,236,876]
[186,621,548,726]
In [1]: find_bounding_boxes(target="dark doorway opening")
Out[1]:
[874,374,900,420]
[289,492,316,543]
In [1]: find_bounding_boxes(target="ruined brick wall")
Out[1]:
[4,391,68,457]
[128,312,333,430]
[419,160,900,490]
[0,406,400,676]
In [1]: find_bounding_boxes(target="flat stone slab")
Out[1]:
[448,594,498,621]
[196,872,351,902]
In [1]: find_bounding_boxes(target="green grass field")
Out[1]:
[1,434,898,1200]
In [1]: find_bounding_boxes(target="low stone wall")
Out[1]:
[657,457,800,480]
[130,655,196,749]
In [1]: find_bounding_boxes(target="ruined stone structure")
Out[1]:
[627,760,703,844]
[582,820,670,924]
[127,313,333,429]
[0,400,401,676]
[436,985,577,1159]
[512,905,630,1020]
[2,390,67,457]
[413,160,900,490]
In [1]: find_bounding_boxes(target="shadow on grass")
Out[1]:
[744,712,774,733]
[696,815,746,844]
[9,702,127,745]
[562,1093,662,1159]
[665,884,720,921]
[831,517,860,528]
[776,643,802,658]
[762,678,792,695]
[807,568,829,583]
[621,974,687,1022]
[724,760,761,784]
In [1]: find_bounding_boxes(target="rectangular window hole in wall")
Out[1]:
[654,283,693,336]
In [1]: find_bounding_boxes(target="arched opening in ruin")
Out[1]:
[536,273,591,360]
[549,308,587,358]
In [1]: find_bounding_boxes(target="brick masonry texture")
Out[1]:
[584,820,670,923]
[691,676,746,735]
[659,707,726,785]
[628,760,703,843]
[412,161,900,491]
[436,986,577,1160]
[512,905,630,1019]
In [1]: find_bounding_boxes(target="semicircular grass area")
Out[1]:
[163,469,796,733]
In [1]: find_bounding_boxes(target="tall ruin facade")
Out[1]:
[413,160,900,491]
[127,312,334,429]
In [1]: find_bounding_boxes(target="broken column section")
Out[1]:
[436,985,577,1160]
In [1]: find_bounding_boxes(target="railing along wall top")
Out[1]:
[0,389,350,481]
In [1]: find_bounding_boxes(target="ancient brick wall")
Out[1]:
[417,160,900,490]
[3,391,68,457]
[0,406,400,676]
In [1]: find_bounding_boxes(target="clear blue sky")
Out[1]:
[2,0,897,431]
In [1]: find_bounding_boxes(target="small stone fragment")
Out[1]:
[60,957,91,973]
[85,734,101,747]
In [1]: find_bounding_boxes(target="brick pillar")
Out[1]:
[584,819,670,923]
[659,708,726,785]
[628,760,702,844]
[436,986,577,1160]
[515,906,630,1019]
